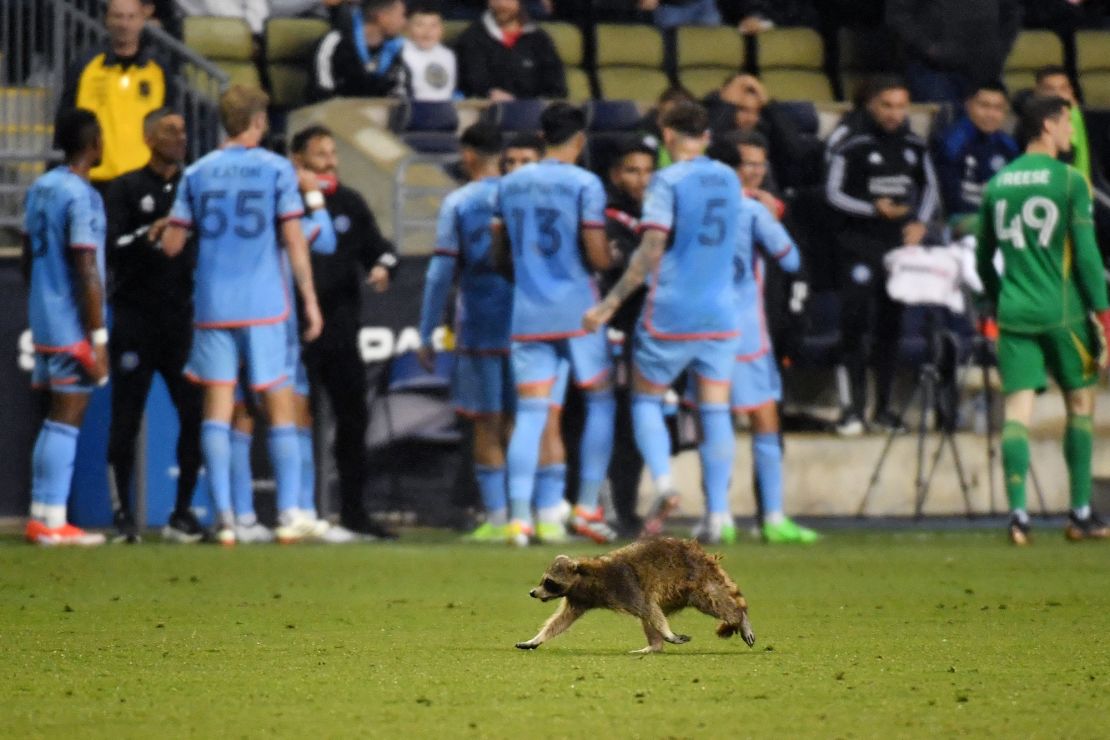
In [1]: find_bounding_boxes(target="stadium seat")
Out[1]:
[773,100,818,136]
[483,99,547,132]
[540,21,592,101]
[585,99,641,132]
[265,18,329,108]
[755,27,834,102]
[675,26,745,98]
[1076,31,1110,107]
[836,26,898,103]
[183,16,261,90]
[1003,30,1063,94]
[390,100,459,153]
[595,24,670,103]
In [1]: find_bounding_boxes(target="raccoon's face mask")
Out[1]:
[529,555,578,601]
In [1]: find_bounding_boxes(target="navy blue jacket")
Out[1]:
[934,115,1019,216]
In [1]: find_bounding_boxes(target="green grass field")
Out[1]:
[2,530,1108,738]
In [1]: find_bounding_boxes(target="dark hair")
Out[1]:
[365,0,403,19]
[459,122,502,156]
[540,102,586,146]
[706,139,740,168]
[503,131,545,155]
[658,85,695,106]
[55,108,101,160]
[864,75,909,102]
[732,130,769,152]
[142,107,179,136]
[407,0,443,15]
[660,100,708,138]
[1017,95,1070,146]
[291,125,334,153]
[1035,65,1069,85]
[611,135,656,165]
[970,81,1008,98]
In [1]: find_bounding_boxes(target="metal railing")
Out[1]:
[0,0,228,231]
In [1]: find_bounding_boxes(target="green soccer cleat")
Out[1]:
[535,521,569,544]
[462,522,508,543]
[762,517,820,544]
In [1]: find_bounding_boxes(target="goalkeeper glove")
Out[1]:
[1092,309,1110,370]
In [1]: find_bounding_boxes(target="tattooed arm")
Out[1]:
[582,228,666,331]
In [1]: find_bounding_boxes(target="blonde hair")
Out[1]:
[219,85,270,137]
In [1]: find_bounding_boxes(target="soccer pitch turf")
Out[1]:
[2,530,1108,738]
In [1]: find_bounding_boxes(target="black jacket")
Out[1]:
[886,0,1021,85]
[454,13,566,99]
[312,183,397,349]
[825,117,940,248]
[600,188,646,335]
[104,164,195,322]
[309,29,409,101]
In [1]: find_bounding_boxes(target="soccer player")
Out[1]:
[418,123,513,541]
[161,85,323,546]
[226,168,347,543]
[975,95,1110,545]
[23,108,109,546]
[584,101,741,540]
[494,103,617,546]
[704,134,818,545]
[501,133,544,174]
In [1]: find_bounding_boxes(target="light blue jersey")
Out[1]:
[493,159,606,340]
[169,145,303,327]
[734,196,799,359]
[420,177,512,352]
[25,166,106,350]
[640,156,742,340]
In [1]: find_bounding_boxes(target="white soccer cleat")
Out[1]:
[274,514,317,545]
[315,523,364,544]
[233,522,273,544]
[215,526,237,548]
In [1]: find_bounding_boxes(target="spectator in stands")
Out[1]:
[454,0,566,100]
[403,3,457,101]
[824,76,939,435]
[727,0,819,34]
[599,137,655,536]
[290,125,399,539]
[444,0,553,21]
[636,0,720,29]
[886,0,1022,104]
[310,0,410,101]
[173,0,268,35]
[934,82,1019,236]
[501,131,544,172]
[706,74,818,189]
[639,85,695,168]
[58,0,175,191]
[103,108,204,545]
[1034,66,1091,182]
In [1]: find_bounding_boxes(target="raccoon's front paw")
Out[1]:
[515,641,539,650]
[741,616,755,647]
[666,633,691,645]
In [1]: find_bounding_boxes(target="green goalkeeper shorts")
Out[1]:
[997,323,1100,394]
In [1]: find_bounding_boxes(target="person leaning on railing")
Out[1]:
[56,0,176,191]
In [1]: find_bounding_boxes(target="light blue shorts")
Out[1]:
[185,324,289,391]
[633,328,738,389]
[730,350,782,411]
[511,331,611,403]
[32,351,96,394]
[454,353,515,417]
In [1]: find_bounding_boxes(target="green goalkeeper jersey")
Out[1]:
[976,152,1109,333]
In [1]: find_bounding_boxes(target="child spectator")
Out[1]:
[403,4,458,101]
